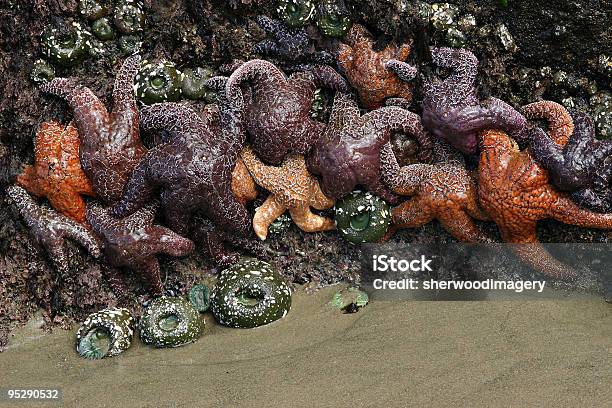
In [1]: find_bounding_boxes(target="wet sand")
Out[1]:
[0,287,610,408]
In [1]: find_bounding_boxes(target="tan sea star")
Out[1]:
[240,146,335,240]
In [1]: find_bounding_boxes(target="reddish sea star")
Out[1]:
[478,129,612,278]
[17,121,94,224]
[337,24,413,109]
[381,140,491,242]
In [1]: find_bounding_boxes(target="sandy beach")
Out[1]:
[0,286,610,407]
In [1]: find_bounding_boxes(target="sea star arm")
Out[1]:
[137,257,164,296]
[139,103,210,140]
[252,39,282,57]
[253,195,287,240]
[40,78,110,145]
[310,182,335,210]
[110,152,158,218]
[303,65,349,92]
[46,189,89,225]
[225,60,286,104]
[328,92,361,130]
[430,47,478,87]
[289,203,336,233]
[385,59,418,82]
[364,107,432,153]
[380,143,428,195]
[205,76,245,152]
[147,226,195,257]
[57,216,102,258]
[7,186,101,273]
[109,55,141,144]
[508,239,577,279]
[255,15,287,38]
[231,158,258,205]
[522,101,573,145]
[549,194,612,228]
[437,210,493,243]
[451,98,528,145]
[391,196,434,228]
[527,127,567,172]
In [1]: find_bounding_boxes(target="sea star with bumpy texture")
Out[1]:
[6,186,101,274]
[386,48,527,155]
[225,59,348,165]
[306,92,432,204]
[478,129,612,278]
[40,55,146,204]
[17,121,94,224]
[380,140,491,242]
[253,15,334,65]
[241,146,335,240]
[87,201,194,297]
[524,101,612,212]
[337,24,413,110]
[111,78,257,267]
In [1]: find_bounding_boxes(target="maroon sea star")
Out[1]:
[252,15,334,65]
[524,101,612,213]
[111,78,259,267]
[87,201,193,297]
[40,55,146,204]
[225,59,348,165]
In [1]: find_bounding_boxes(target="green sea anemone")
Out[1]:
[330,287,369,312]
[42,22,92,66]
[188,284,211,313]
[211,259,292,329]
[134,60,182,104]
[334,190,391,244]
[139,297,205,348]
[30,59,55,84]
[180,67,216,102]
[314,0,352,38]
[277,0,315,28]
[91,17,115,41]
[79,0,111,21]
[76,308,135,359]
[118,34,142,54]
[113,0,145,34]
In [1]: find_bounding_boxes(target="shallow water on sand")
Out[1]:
[0,286,610,407]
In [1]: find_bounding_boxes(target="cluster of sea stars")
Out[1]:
[8,20,612,301]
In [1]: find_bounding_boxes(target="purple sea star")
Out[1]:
[306,92,432,203]
[6,185,101,274]
[40,55,146,204]
[111,78,259,267]
[525,104,612,212]
[252,15,334,65]
[386,48,527,155]
[225,59,348,165]
[87,201,194,297]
